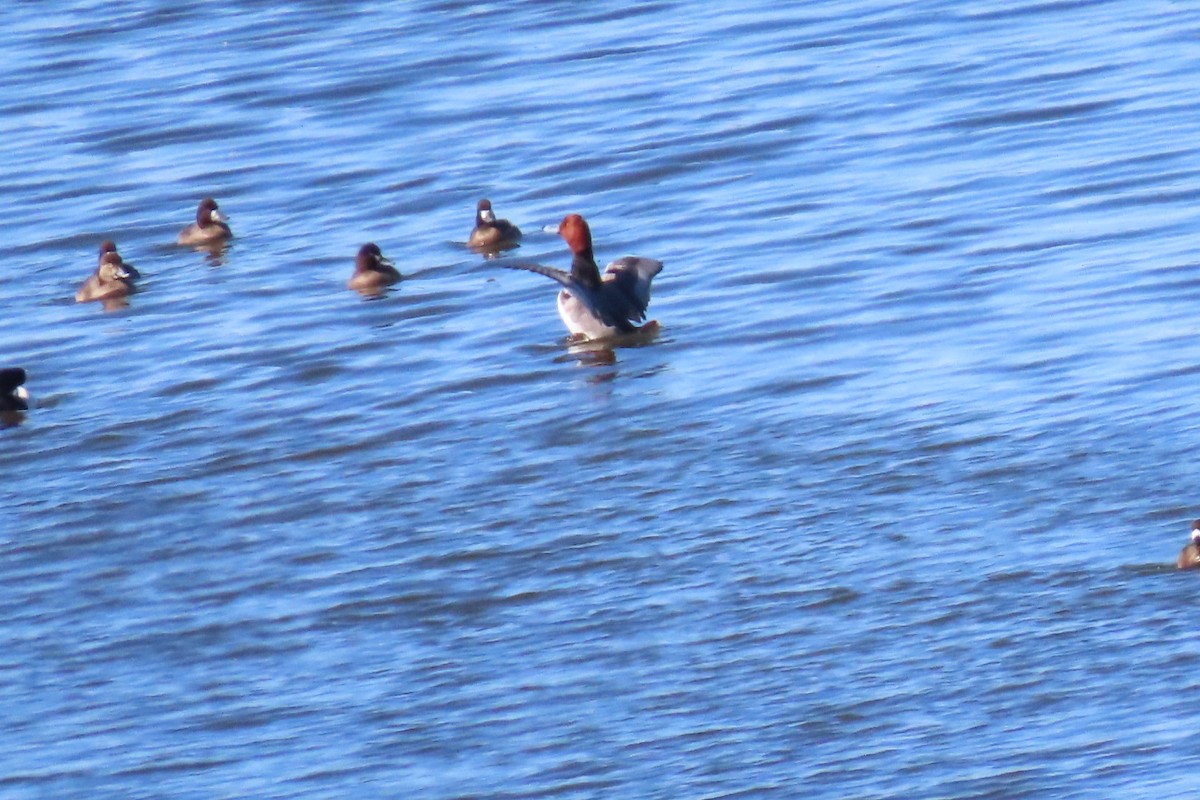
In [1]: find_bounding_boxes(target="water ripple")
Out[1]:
[4,1,1200,798]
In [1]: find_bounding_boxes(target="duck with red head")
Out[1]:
[468,198,521,251]
[504,213,662,341]
[347,243,401,294]
[177,197,232,246]
[1179,520,1200,569]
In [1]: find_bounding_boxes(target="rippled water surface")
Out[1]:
[5,1,1200,797]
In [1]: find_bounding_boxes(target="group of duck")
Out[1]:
[75,197,664,341]
[9,196,1200,566]
[79,197,234,303]
[5,196,664,411]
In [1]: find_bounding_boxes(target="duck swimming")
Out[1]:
[1178,520,1200,570]
[177,197,232,246]
[98,240,139,279]
[0,368,29,412]
[347,243,401,293]
[468,198,521,251]
[76,251,136,303]
[505,213,662,341]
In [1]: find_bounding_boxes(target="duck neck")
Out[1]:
[571,249,601,288]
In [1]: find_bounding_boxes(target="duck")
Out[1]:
[177,197,232,246]
[504,213,662,341]
[347,243,401,293]
[0,368,29,412]
[468,198,521,250]
[98,240,140,279]
[76,251,136,303]
[1178,520,1200,569]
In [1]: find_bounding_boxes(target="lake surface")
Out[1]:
[3,1,1200,797]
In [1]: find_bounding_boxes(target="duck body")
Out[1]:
[468,199,521,250]
[347,243,401,292]
[1179,544,1200,570]
[507,214,661,340]
[76,252,136,303]
[177,197,232,246]
[550,255,664,339]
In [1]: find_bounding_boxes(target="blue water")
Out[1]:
[4,2,1200,797]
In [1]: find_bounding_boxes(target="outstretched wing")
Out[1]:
[500,260,572,286]
[501,261,614,326]
[603,257,663,322]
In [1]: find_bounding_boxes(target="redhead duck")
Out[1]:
[76,251,136,303]
[98,240,140,279]
[468,198,521,251]
[347,243,401,293]
[177,197,232,246]
[1178,520,1200,569]
[0,368,28,412]
[505,213,662,341]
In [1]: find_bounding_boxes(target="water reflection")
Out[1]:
[550,320,665,379]
[560,340,618,366]
[468,240,521,260]
[180,240,231,267]
[556,341,619,388]
[352,282,401,300]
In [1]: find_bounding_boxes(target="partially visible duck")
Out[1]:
[1178,520,1200,570]
[0,368,29,412]
[347,243,401,293]
[468,198,521,251]
[98,240,140,279]
[76,251,136,303]
[177,197,232,246]
[505,213,662,341]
